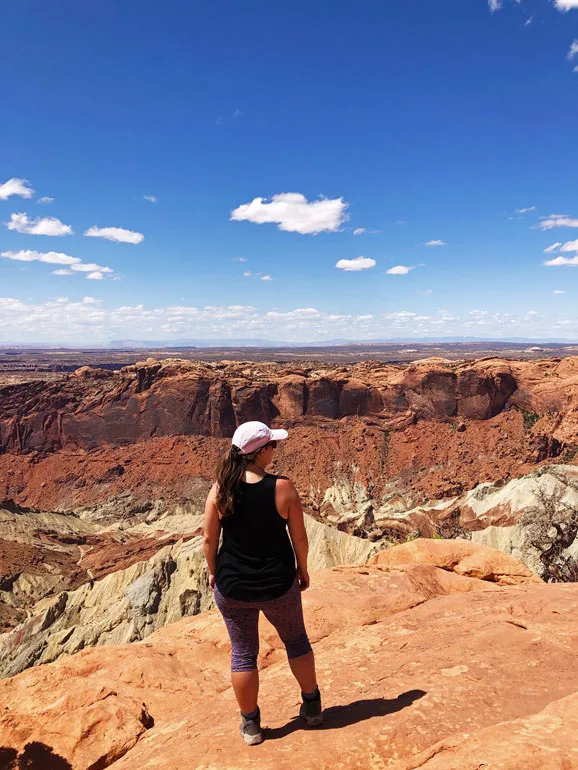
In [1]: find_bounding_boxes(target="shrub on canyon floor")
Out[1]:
[521,470,578,583]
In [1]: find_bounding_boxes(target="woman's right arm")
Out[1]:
[277,477,310,590]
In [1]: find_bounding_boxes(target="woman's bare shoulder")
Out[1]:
[275,476,298,495]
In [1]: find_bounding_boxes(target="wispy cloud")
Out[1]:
[0,249,114,278]
[524,15,534,25]
[6,213,73,236]
[544,242,562,253]
[260,274,273,281]
[386,265,416,275]
[560,238,578,252]
[84,225,144,244]
[353,227,381,236]
[544,255,578,266]
[335,256,376,271]
[516,206,536,214]
[231,193,348,235]
[232,256,247,262]
[0,178,35,201]
[554,290,566,293]
[537,214,578,230]
[143,195,157,203]
[488,0,502,11]
[37,196,54,205]
[425,239,447,246]
[568,40,578,59]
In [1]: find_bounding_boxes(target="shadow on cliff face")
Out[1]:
[0,742,72,769]
[264,689,426,739]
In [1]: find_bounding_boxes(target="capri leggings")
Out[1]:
[213,577,313,672]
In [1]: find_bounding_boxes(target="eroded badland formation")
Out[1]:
[1,354,578,768]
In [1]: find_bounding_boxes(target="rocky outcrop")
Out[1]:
[3,541,576,770]
[0,513,387,678]
[370,536,542,585]
[2,356,578,454]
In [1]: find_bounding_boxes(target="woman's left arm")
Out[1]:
[203,482,222,589]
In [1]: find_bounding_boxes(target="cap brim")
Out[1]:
[270,428,288,441]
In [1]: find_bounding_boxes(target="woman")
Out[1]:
[203,420,322,746]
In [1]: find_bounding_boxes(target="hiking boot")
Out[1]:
[239,708,263,746]
[299,688,324,727]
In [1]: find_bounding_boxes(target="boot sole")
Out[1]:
[240,727,264,746]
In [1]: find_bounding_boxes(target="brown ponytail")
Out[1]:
[215,444,260,517]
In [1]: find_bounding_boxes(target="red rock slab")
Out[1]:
[111,582,578,770]
[370,536,542,585]
[0,563,500,768]
[0,563,574,769]
[396,690,578,769]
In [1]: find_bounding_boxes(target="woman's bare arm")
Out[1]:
[203,482,222,585]
[276,477,310,588]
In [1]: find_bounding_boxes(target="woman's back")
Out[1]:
[215,473,297,601]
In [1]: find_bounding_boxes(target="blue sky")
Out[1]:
[1,0,578,344]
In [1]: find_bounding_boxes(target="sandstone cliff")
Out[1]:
[2,355,578,454]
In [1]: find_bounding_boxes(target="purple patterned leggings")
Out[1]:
[213,578,313,672]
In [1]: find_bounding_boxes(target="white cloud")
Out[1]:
[527,310,538,315]
[243,271,252,277]
[560,239,578,252]
[52,269,73,275]
[260,274,273,281]
[336,256,376,271]
[425,240,447,246]
[6,212,73,236]
[233,257,247,262]
[1,249,80,266]
[0,178,34,200]
[0,249,114,278]
[230,192,348,235]
[544,255,578,266]
[557,1,578,12]
[544,242,562,253]
[70,262,113,273]
[554,290,566,293]
[489,0,502,10]
[37,196,54,205]
[84,226,144,244]
[422,289,433,295]
[386,265,416,275]
[353,227,380,235]
[568,40,578,59]
[86,271,104,280]
[524,15,534,25]
[538,214,578,230]
[143,195,157,203]
[1,297,577,343]
[516,206,536,214]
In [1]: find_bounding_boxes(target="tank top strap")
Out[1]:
[263,473,277,493]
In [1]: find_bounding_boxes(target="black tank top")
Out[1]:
[215,473,297,601]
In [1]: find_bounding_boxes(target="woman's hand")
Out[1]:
[296,565,310,591]
[209,573,215,590]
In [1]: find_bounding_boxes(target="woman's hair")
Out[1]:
[215,444,260,517]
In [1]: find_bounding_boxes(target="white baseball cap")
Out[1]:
[231,421,289,455]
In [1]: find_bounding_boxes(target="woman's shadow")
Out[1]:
[0,742,72,770]
[265,689,426,739]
